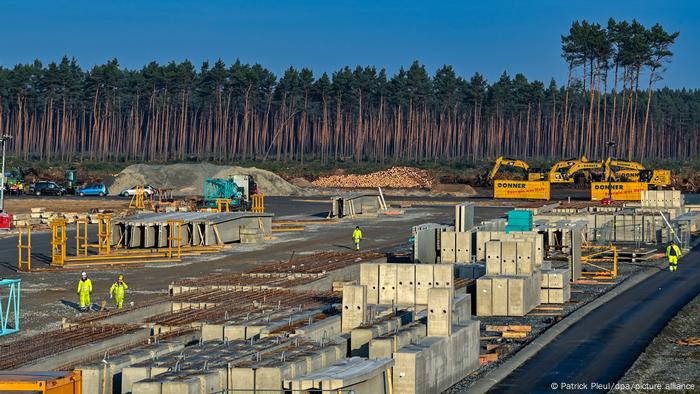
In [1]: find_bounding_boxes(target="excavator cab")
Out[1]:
[488,156,545,182]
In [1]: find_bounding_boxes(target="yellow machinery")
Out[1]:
[488,156,545,182]
[548,156,589,183]
[605,159,671,187]
[251,193,265,213]
[129,186,146,209]
[0,370,81,393]
[493,180,551,200]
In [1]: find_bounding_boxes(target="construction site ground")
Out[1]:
[0,195,508,343]
[2,192,699,393]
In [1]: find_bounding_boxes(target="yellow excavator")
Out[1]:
[488,156,545,182]
[548,156,589,183]
[605,159,671,187]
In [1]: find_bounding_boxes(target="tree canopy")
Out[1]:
[0,19,694,163]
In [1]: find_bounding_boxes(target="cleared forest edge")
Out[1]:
[108,163,302,196]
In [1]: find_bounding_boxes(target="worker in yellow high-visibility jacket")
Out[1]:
[77,272,92,311]
[666,241,682,272]
[109,274,129,309]
[352,226,363,251]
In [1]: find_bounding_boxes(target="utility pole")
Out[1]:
[0,135,13,213]
[606,141,617,201]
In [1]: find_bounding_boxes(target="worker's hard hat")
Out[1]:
[81,272,87,278]
[118,274,124,280]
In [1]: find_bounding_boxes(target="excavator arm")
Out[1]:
[488,156,532,181]
[565,160,606,180]
[548,156,588,183]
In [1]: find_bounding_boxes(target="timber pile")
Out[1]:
[311,167,434,189]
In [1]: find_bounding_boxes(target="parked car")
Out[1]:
[78,183,108,197]
[29,181,67,196]
[120,185,155,197]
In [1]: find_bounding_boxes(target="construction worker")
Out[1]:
[352,226,363,251]
[77,272,92,311]
[666,241,682,272]
[109,274,129,309]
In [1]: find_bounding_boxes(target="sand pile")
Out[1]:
[311,167,434,189]
[108,163,301,196]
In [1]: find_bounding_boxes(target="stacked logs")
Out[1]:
[312,167,434,189]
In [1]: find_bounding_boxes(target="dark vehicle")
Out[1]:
[29,181,67,196]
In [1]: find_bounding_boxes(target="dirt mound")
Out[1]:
[431,183,477,196]
[108,163,301,196]
[311,167,434,189]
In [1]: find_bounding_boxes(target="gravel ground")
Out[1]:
[610,292,700,394]
[445,252,668,393]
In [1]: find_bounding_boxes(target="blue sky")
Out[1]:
[1,0,697,88]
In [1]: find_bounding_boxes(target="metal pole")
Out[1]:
[0,137,6,212]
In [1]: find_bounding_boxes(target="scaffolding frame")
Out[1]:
[251,193,265,213]
[168,220,184,259]
[17,226,31,272]
[50,219,67,266]
[216,198,232,213]
[0,279,21,336]
[129,186,146,209]
[75,218,89,256]
[581,244,618,279]
[97,214,112,254]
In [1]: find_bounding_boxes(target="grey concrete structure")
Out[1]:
[329,193,382,218]
[114,211,273,248]
[427,288,453,337]
[392,321,480,394]
[342,285,368,332]
[286,357,394,394]
[455,203,475,232]
[440,230,457,263]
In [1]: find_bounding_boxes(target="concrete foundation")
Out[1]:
[392,321,480,394]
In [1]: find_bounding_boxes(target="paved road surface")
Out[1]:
[490,244,700,393]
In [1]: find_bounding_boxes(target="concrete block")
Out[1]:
[440,230,457,263]
[548,285,571,304]
[546,268,569,289]
[414,228,438,264]
[475,230,495,261]
[540,288,549,304]
[360,263,380,305]
[485,240,502,275]
[515,240,535,276]
[501,241,518,276]
[342,285,368,332]
[452,293,472,324]
[397,264,416,306]
[427,288,453,337]
[432,264,453,290]
[455,203,475,232]
[455,231,472,263]
[476,277,492,317]
[540,269,550,288]
[378,263,397,305]
[507,273,541,316]
[491,277,509,316]
[392,322,479,394]
[415,264,434,305]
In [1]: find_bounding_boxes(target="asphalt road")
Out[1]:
[490,244,700,393]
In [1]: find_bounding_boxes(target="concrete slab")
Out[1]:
[492,277,509,316]
[501,241,518,276]
[396,264,416,306]
[427,288,453,337]
[360,263,380,305]
[342,285,368,332]
[415,264,434,305]
[378,264,398,305]
[455,231,472,263]
[440,230,457,263]
[476,277,492,316]
[485,240,502,275]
